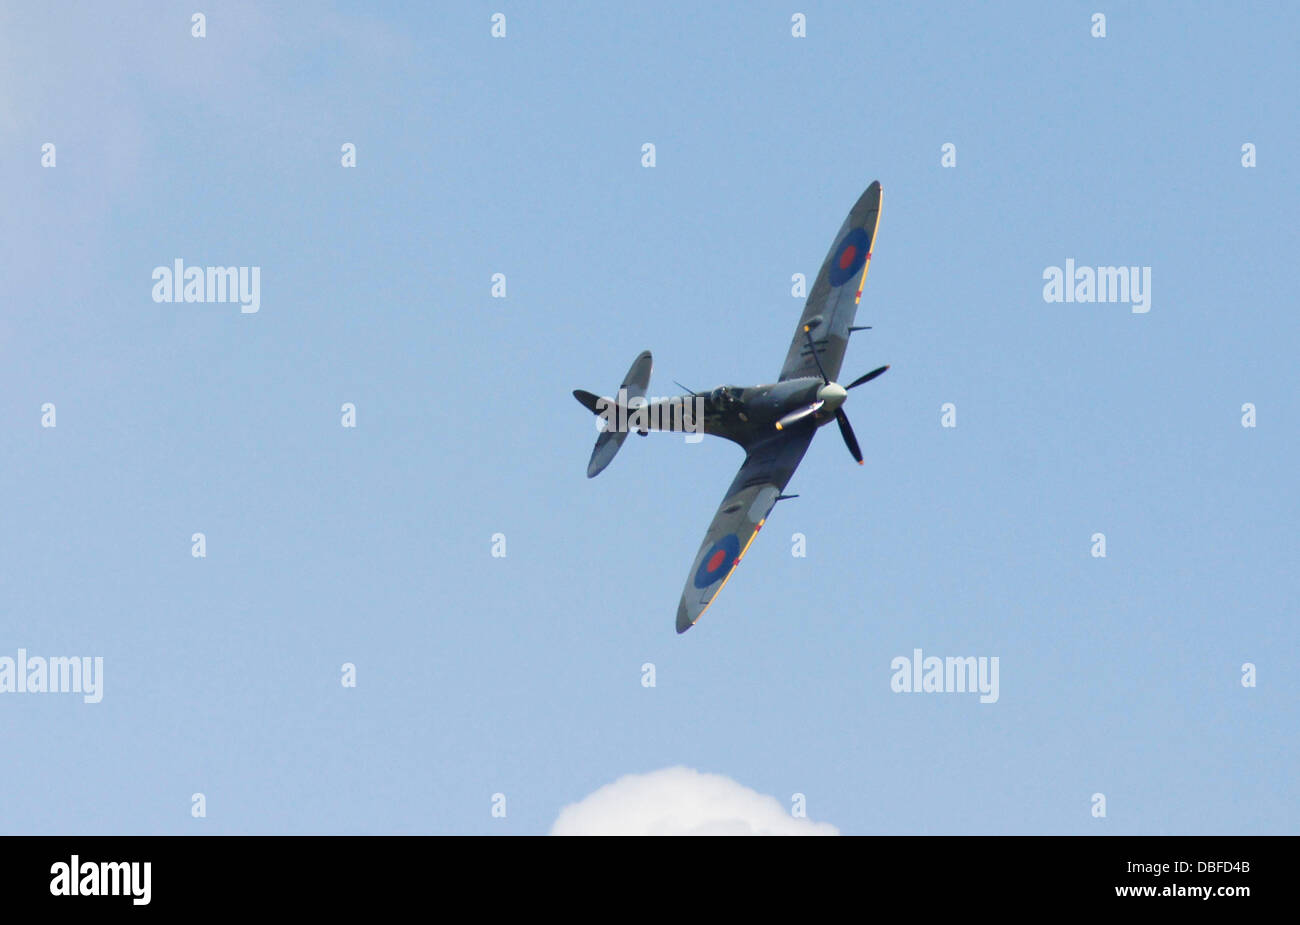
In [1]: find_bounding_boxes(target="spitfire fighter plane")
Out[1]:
[573,182,888,633]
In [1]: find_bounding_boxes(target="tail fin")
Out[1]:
[574,350,652,478]
[572,390,603,415]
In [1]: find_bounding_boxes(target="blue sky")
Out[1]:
[1,1,1296,834]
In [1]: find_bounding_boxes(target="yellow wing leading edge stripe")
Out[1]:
[854,191,882,306]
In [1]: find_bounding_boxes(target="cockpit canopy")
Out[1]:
[709,386,741,407]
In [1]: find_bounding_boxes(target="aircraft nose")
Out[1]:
[816,382,847,412]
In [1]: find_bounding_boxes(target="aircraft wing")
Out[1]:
[779,181,883,383]
[675,429,815,633]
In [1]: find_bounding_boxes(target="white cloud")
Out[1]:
[550,766,839,836]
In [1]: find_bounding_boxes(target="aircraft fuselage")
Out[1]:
[638,376,843,449]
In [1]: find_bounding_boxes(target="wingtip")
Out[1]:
[676,602,697,634]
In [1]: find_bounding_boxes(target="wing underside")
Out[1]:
[779,182,883,383]
[675,429,815,633]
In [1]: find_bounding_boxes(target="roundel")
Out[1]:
[693,533,741,589]
[828,227,870,288]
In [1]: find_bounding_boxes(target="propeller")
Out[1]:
[846,365,889,390]
[803,323,831,384]
[790,322,886,464]
[836,409,863,464]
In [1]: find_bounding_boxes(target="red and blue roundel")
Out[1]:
[693,533,740,588]
[828,227,870,288]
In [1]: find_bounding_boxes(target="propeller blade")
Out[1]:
[836,408,864,464]
[775,400,824,431]
[802,324,830,384]
[846,365,889,390]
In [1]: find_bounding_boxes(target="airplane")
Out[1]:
[573,181,888,634]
